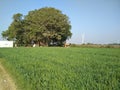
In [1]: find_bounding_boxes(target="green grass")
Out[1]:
[0,47,120,90]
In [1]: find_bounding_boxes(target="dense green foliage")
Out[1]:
[0,47,120,90]
[2,13,24,42]
[2,7,72,46]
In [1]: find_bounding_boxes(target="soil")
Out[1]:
[0,62,17,90]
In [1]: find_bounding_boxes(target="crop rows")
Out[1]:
[0,47,120,90]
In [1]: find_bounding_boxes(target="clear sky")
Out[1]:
[0,0,120,44]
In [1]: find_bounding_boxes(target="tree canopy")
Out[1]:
[2,7,72,46]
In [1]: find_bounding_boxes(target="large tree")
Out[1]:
[2,7,72,46]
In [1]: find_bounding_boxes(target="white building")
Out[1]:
[0,41,13,48]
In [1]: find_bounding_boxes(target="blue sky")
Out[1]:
[0,0,120,44]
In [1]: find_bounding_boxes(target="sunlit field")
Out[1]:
[0,47,120,90]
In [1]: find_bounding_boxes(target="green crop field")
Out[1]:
[0,47,120,90]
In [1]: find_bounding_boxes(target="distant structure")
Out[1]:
[0,41,13,48]
[64,42,70,47]
[81,33,85,44]
[33,44,36,47]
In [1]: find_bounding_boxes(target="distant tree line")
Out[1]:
[70,43,120,48]
[2,7,72,46]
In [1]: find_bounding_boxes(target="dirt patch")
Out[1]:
[0,62,17,90]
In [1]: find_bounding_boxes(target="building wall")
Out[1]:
[0,41,13,47]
